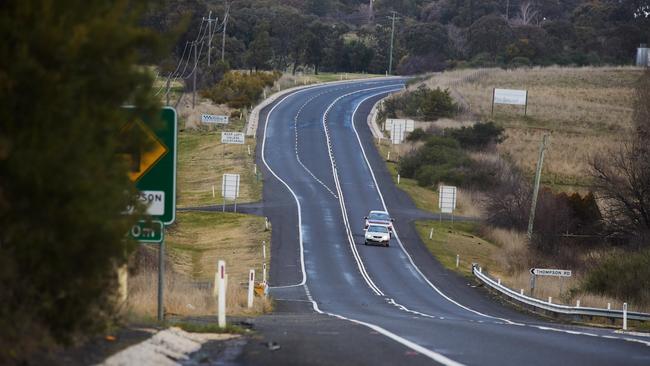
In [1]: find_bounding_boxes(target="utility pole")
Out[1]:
[192,41,197,108]
[388,11,397,75]
[527,134,550,239]
[221,2,230,62]
[203,11,218,66]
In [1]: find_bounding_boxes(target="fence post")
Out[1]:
[247,269,255,308]
[217,260,226,328]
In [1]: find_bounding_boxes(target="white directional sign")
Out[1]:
[385,118,415,132]
[493,88,528,106]
[531,268,572,277]
[202,114,229,124]
[438,185,457,214]
[222,174,240,199]
[221,132,245,144]
[138,190,165,216]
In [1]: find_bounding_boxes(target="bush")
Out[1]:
[398,136,471,187]
[203,71,281,108]
[383,86,457,121]
[405,128,427,142]
[583,249,650,305]
[446,122,505,150]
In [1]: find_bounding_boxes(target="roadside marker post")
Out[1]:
[429,228,433,240]
[262,263,267,282]
[623,303,628,330]
[456,254,460,268]
[217,260,226,328]
[247,270,255,308]
[262,241,267,260]
[397,174,400,184]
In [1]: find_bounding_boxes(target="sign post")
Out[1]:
[492,88,528,116]
[222,173,240,212]
[438,185,457,223]
[123,106,177,322]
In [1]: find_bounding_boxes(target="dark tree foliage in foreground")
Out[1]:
[0,1,163,362]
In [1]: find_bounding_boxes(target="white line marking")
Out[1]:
[261,81,467,365]
[347,86,650,349]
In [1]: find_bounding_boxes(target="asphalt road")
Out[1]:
[242,79,650,365]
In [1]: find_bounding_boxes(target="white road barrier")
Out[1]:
[472,264,650,324]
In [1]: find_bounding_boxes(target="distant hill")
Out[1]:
[145,0,650,75]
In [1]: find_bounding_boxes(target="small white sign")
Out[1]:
[493,88,527,106]
[138,190,165,216]
[221,132,245,144]
[202,114,229,124]
[222,174,240,199]
[438,185,457,214]
[531,268,572,277]
[385,118,415,132]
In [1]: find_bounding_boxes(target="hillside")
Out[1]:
[424,66,643,189]
[147,0,650,77]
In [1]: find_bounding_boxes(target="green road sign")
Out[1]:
[123,107,177,225]
[129,220,164,243]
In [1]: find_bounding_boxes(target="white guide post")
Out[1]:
[247,269,255,308]
[217,260,226,328]
[263,262,267,283]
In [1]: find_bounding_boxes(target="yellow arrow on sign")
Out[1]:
[118,119,168,182]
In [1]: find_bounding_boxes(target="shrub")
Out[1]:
[383,86,457,121]
[582,249,650,305]
[406,128,427,142]
[203,71,281,108]
[446,122,505,150]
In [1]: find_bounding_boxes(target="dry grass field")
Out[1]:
[127,212,272,319]
[177,129,261,207]
[424,66,643,188]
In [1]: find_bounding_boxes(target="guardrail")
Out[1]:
[472,264,650,323]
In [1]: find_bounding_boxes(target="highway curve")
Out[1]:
[249,79,650,365]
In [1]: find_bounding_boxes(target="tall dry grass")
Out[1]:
[421,66,642,186]
[127,266,272,319]
[478,227,650,313]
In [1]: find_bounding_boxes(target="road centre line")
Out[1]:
[261,82,468,365]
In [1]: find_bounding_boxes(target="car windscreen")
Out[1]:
[369,212,390,221]
[368,225,389,233]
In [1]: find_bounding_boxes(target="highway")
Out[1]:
[249,79,650,365]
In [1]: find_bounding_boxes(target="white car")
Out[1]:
[364,224,391,247]
[364,210,394,234]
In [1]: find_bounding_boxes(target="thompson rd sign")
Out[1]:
[530,268,572,277]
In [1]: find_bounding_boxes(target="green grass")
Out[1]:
[166,211,271,280]
[177,129,261,207]
[414,220,501,278]
[171,321,247,334]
